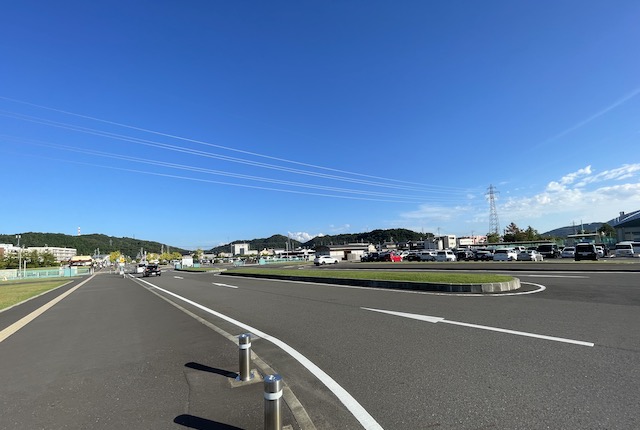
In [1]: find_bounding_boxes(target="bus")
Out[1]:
[614,241,640,258]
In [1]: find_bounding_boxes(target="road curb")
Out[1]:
[224,272,521,293]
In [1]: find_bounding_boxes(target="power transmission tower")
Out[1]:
[486,184,500,236]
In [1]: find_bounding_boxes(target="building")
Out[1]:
[433,235,457,250]
[26,246,77,262]
[0,244,77,262]
[612,210,640,242]
[232,243,258,256]
[315,243,376,261]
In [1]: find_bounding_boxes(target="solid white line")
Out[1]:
[362,307,594,347]
[0,275,94,343]
[521,274,587,278]
[139,280,383,430]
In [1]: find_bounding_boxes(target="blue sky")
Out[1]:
[1,1,639,250]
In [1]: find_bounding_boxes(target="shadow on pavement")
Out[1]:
[185,362,238,379]
[174,414,244,430]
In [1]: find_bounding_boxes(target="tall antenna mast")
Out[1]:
[486,184,500,236]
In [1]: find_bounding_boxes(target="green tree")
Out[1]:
[486,232,500,243]
[598,223,615,238]
[503,222,521,242]
[40,251,57,267]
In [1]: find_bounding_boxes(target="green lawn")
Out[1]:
[228,267,512,284]
[0,280,68,310]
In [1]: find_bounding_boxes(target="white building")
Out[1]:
[0,244,76,262]
[231,243,258,256]
[433,235,457,250]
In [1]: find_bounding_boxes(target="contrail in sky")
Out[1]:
[542,86,640,145]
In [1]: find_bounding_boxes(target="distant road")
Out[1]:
[1,267,638,429]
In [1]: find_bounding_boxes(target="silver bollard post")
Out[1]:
[264,374,282,430]
[237,333,252,382]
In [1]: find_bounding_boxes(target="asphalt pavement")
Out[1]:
[0,272,299,429]
[1,261,639,429]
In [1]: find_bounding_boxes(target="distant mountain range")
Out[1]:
[0,232,189,257]
[206,228,433,254]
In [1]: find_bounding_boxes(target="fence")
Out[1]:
[0,267,92,282]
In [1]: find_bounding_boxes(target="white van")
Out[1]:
[436,250,456,262]
[614,242,640,258]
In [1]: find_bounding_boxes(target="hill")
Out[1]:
[0,232,189,257]
[207,234,302,254]
[207,229,433,254]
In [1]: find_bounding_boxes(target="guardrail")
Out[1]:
[0,267,93,281]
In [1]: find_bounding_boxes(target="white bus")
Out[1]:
[614,241,640,258]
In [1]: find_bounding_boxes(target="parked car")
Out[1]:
[381,251,402,262]
[143,264,161,277]
[455,249,474,261]
[574,243,599,261]
[473,250,493,261]
[314,255,339,265]
[404,253,422,261]
[537,244,560,259]
[360,252,380,262]
[436,250,456,262]
[560,247,575,258]
[419,250,437,261]
[518,250,544,262]
[493,248,518,261]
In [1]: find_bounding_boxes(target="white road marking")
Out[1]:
[520,274,588,278]
[212,282,238,289]
[139,280,383,430]
[362,307,594,347]
[0,275,94,343]
[173,276,184,279]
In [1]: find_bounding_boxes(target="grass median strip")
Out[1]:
[228,268,512,284]
[0,280,68,310]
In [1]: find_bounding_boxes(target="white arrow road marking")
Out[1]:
[362,307,594,347]
[212,282,238,289]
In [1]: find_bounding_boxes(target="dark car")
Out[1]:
[473,250,493,261]
[537,244,561,259]
[361,252,380,262]
[574,243,599,261]
[404,253,422,261]
[455,249,474,261]
[143,264,161,277]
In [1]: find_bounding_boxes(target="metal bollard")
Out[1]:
[264,374,283,430]
[237,333,253,381]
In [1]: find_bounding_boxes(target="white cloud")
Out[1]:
[396,163,640,236]
[576,163,640,187]
[558,165,592,186]
[288,231,321,242]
